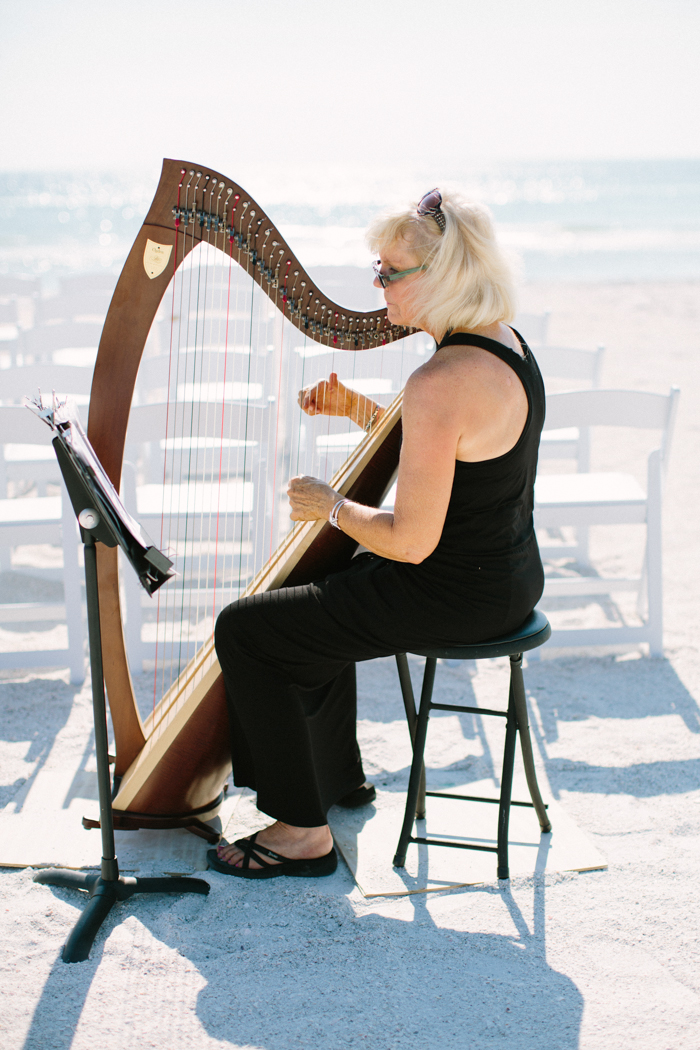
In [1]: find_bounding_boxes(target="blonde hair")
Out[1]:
[366,191,518,339]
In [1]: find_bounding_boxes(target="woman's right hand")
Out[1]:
[298,372,354,418]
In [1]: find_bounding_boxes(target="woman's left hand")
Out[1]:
[287,475,340,522]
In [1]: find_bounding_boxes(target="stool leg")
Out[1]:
[395,653,427,819]
[393,658,437,867]
[497,676,518,880]
[510,654,552,833]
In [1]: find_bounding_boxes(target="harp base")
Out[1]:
[33,868,210,963]
[82,792,226,845]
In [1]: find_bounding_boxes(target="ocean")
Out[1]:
[1,159,699,284]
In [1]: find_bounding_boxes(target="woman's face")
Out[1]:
[373,240,425,329]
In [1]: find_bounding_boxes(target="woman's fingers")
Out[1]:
[298,373,350,417]
[287,475,338,521]
[299,380,327,415]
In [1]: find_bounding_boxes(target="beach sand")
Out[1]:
[1,280,699,1049]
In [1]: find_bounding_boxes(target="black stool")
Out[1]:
[393,609,552,880]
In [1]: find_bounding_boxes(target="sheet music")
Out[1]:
[26,392,174,594]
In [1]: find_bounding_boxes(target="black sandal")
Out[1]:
[207,832,337,880]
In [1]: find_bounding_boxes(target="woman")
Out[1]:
[209,189,545,878]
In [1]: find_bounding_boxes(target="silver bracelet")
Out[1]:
[329,498,349,531]
[364,404,380,433]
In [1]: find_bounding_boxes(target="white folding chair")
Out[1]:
[0,362,93,406]
[18,321,103,367]
[536,344,605,462]
[536,343,604,389]
[34,290,112,326]
[0,275,38,297]
[534,343,606,564]
[0,406,85,682]
[513,311,550,347]
[0,365,93,497]
[534,387,680,656]
[0,302,19,360]
[0,275,37,333]
[60,273,117,296]
[0,300,19,326]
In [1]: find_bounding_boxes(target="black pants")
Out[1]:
[214,545,541,827]
[215,579,401,827]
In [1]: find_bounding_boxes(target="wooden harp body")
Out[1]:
[87,159,424,840]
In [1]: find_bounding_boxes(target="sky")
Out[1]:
[1,0,699,196]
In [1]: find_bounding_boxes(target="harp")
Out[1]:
[86,159,425,841]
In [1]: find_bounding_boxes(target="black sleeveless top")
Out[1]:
[320,329,546,647]
[420,329,545,558]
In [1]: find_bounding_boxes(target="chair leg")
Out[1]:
[496,680,518,880]
[645,447,664,657]
[393,657,437,867]
[509,654,552,833]
[395,653,426,819]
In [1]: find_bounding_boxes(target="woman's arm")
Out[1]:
[289,368,460,564]
[290,341,529,561]
[298,371,386,431]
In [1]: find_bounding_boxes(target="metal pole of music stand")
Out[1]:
[34,456,209,963]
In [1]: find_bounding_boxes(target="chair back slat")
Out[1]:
[535,345,604,385]
[544,388,679,431]
[19,322,103,360]
[512,311,550,346]
[0,364,94,402]
[0,405,55,445]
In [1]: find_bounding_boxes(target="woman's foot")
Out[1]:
[215,821,333,870]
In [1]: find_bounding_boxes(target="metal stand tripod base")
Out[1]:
[34,868,210,963]
[32,526,209,963]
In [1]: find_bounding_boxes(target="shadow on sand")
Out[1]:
[21,867,582,1050]
[0,673,78,810]
[524,653,700,799]
[357,651,700,804]
[17,651,696,1048]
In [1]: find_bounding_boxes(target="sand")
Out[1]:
[1,280,699,1049]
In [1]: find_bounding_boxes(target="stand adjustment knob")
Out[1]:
[78,508,100,530]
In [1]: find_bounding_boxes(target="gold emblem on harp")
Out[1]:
[143,239,172,279]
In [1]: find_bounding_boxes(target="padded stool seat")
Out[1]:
[394,609,552,880]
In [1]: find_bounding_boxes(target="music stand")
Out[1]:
[27,396,210,963]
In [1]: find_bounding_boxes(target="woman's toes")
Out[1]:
[216,843,240,865]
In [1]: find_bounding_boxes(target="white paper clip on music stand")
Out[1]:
[25,394,209,963]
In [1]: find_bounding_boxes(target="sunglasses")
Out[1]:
[417,188,446,232]
[373,260,426,288]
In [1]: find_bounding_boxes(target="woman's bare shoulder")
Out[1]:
[408,343,503,388]
[402,354,479,424]
[440,324,524,355]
